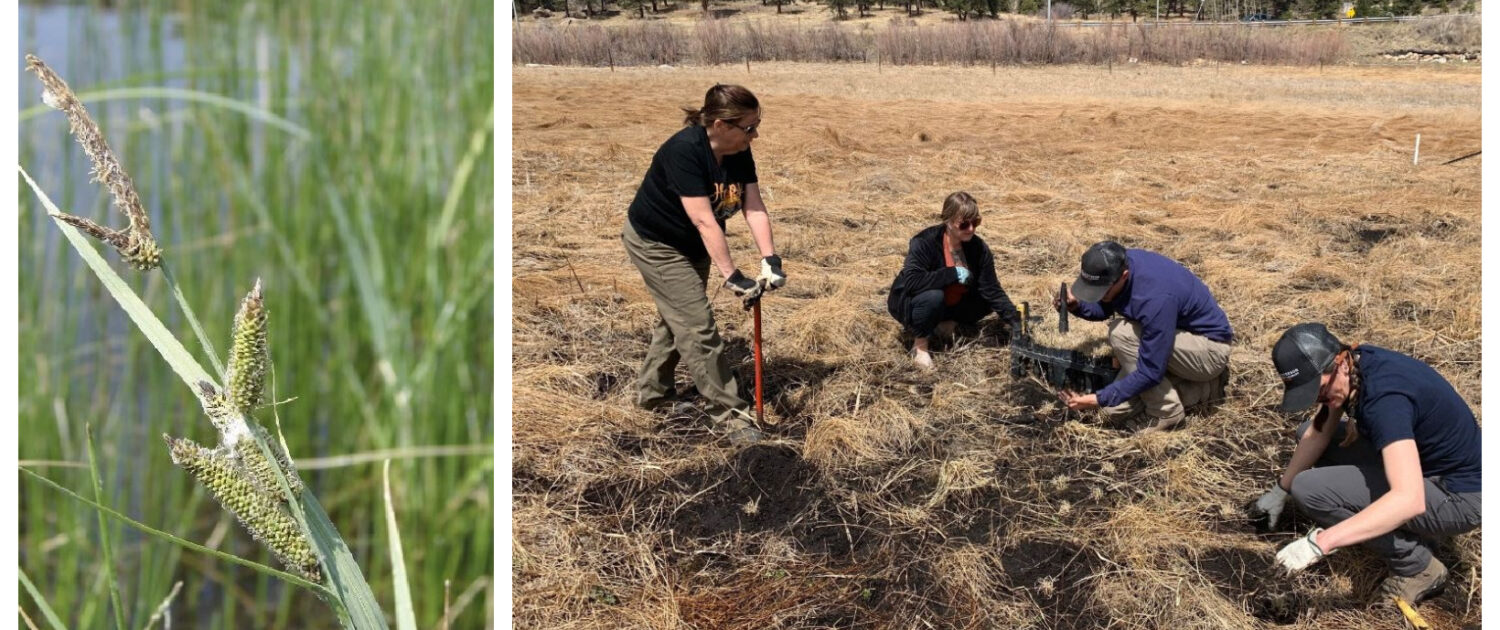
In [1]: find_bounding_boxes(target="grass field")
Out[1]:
[19,2,494,628]
[511,62,1480,628]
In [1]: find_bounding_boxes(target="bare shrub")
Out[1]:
[515,20,1351,66]
[1413,14,1481,48]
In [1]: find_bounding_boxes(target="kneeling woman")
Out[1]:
[885,192,1021,369]
[1256,323,1481,604]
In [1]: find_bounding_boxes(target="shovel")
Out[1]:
[745,290,773,426]
[1393,597,1432,630]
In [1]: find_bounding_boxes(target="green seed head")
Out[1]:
[225,279,269,413]
[235,423,305,499]
[164,434,321,582]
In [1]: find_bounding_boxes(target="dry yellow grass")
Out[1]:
[512,62,1480,629]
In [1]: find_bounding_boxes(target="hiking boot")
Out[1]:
[936,320,958,340]
[717,412,765,446]
[1136,412,1185,436]
[637,393,680,412]
[1379,557,1448,605]
[724,425,765,446]
[1209,367,1230,406]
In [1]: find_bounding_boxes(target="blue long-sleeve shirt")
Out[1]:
[1075,249,1233,408]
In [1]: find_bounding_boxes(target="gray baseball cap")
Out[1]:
[1272,323,1342,413]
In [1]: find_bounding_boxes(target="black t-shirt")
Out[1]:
[1350,346,1482,493]
[627,125,758,260]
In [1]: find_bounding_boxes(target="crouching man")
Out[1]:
[1056,241,1233,434]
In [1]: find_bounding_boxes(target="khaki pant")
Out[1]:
[1101,318,1231,428]
[622,222,752,429]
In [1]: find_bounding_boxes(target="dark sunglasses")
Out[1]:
[723,119,759,135]
[955,218,981,230]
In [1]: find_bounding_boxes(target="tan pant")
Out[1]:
[622,222,752,429]
[1101,318,1231,428]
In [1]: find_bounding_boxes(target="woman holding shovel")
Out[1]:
[621,84,785,446]
[886,191,1022,370]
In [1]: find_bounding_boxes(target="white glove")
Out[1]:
[758,255,786,290]
[955,266,972,285]
[1248,484,1290,530]
[1275,527,1328,573]
[725,270,764,302]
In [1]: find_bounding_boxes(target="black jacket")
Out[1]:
[886,224,1021,326]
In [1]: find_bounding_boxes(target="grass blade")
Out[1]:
[141,581,183,630]
[22,467,327,594]
[301,493,388,629]
[85,425,128,630]
[19,165,214,389]
[19,87,311,141]
[19,567,68,630]
[161,264,226,379]
[383,461,418,630]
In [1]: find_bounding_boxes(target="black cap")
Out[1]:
[1272,323,1343,413]
[1071,241,1128,303]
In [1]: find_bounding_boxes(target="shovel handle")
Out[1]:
[1393,597,1432,630]
[753,300,764,425]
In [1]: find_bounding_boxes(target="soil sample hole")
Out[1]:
[1197,547,1307,625]
[671,445,817,538]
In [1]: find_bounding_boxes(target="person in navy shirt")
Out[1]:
[1055,241,1234,434]
[1252,323,1480,605]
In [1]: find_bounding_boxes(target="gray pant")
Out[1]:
[1100,318,1232,426]
[1289,420,1482,576]
[622,222,751,429]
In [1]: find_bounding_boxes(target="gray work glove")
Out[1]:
[725,270,764,302]
[1276,527,1328,573]
[1247,484,1290,532]
[758,255,786,291]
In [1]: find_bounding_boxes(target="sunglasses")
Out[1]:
[723,119,759,135]
[954,218,981,230]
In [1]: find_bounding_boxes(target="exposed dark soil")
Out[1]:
[1197,547,1308,625]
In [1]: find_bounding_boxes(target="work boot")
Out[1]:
[1208,367,1230,407]
[1378,557,1448,605]
[936,320,958,340]
[717,411,764,446]
[1136,411,1185,436]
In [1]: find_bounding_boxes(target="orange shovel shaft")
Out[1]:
[753,300,764,424]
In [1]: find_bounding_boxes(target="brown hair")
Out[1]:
[1311,345,1362,439]
[940,191,980,223]
[682,84,760,128]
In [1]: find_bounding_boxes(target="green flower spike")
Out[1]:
[225,279,269,413]
[196,380,304,499]
[164,435,321,582]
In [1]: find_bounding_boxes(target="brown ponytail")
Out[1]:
[681,84,760,127]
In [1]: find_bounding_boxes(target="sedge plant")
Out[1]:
[19,53,412,630]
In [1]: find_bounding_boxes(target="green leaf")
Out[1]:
[21,467,327,594]
[302,492,389,629]
[384,461,419,630]
[19,86,311,141]
[19,567,68,630]
[85,425,127,630]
